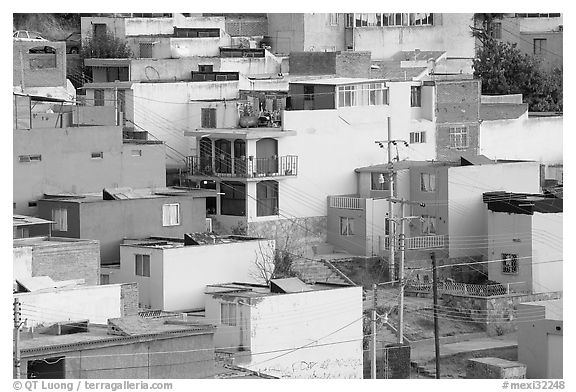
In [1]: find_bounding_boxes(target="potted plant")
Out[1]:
[239,102,258,128]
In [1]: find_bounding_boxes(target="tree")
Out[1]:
[80,31,132,59]
[473,37,562,112]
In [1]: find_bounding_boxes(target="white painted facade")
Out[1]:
[115,239,275,311]
[531,213,563,293]
[205,285,364,378]
[447,162,541,258]
[480,116,563,165]
[14,284,126,328]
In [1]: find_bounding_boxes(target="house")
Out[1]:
[343,13,475,73]
[14,278,139,328]
[205,278,363,378]
[108,234,275,311]
[13,93,166,216]
[19,316,216,379]
[479,94,563,180]
[13,215,52,239]
[483,191,562,294]
[14,236,101,286]
[36,187,215,265]
[482,13,563,71]
[517,298,562,379]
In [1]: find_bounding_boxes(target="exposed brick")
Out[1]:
[120,282,140,316]
[289,51,371,77]
[335,51,371,78]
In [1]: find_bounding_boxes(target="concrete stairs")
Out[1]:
[291,258,352,285]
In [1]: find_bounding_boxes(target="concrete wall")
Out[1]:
[531,213,562,294]
[480,116,563,165]
[289,51,371,78]
[81,17,126,40]
[14,283,138,327]
[13,125,165,215]
[22,331,216,379]
[352,13,475,67]
[245,286,364,378]
[130,58,221,81]
[266,13,305,54]
[409,165,450,237]
[303,13,346,52]
[517,302,563,379]
[220,52,282,75]
[13,238,100,286]
[38,196,207,264]
[487,211,533,292]
[120,143,167,189]
[447,162,541,258]
[118,239,275,311]
[13,42,67,89]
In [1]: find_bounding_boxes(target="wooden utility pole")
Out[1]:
[431,252,441,379]
[13,298,21,379]
[371,283,377,379]
[387,117,395,281]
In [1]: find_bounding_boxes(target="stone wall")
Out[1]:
[466,357,526,379]
[442,291,562,336]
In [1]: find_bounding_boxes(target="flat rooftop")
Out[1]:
[13,236,98,249]
[41,187,216,203]
[13,215,53,227]
[289,77,387,86]
[122,234,267,249]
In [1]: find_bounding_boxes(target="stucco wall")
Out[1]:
[327,198,368,256]
[119,239,275,311]
[480,116,563,165]
[531,212,562,294]
[303,13,346,52]
[13,42,67,89]
[352,13,475,63]
[245,285,364,378]
[409,165,450,238]
[267,13,305,54]
[447,162,541,258]
[81,17,126,40]
[14,283,135,327]
[130,58,221,81]
[120,143,167,189]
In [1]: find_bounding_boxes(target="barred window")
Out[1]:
[502,254,518,274]
[340,217,355,236]
[449,126,469,149]
[220,302,237,326]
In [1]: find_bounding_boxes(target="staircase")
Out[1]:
[291,258,353,285]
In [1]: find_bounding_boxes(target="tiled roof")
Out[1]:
[480,103,528,121]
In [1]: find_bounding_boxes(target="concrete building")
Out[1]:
[19,316,217,379]
[13,215,52,239]
[205,278,363,378]
[483,191,562,294]
[13,93,166,216]
[36,187,214,265]
[14,236,101,286]
[517,298,562,379]
[13,41,70,93]
[266,13,347,54]
[486,13,563,71]
[109,234,275,311]
[14,279,139,328]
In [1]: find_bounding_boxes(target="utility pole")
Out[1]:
[13,298,21,379]
[431,252,441,379]
[371,283,377,379]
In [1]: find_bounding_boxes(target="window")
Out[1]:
[139,43,153,58]
[51,208,68,232]
[502,253,518,274]
[220,302,237,326]
[220,181,246,216]
[162,203,180,226]
[304,85,315,101]
[382,13,433,26]
[329,13,338,26]
[131,149,142,157]
[410,131,426,144]
[340,217,355,236]
[490,22,502,39]
[28,201,37,207]
[198,64,213,72]
[421,216,437,235]
[449,126,469,149]
[338,83,387,108]
[411,86,422,107]
[91,152,103,159]
[94,89,105,106]
[345,13,354,28]
[533,39,547,55]
[201,108,217,128]
[371,172,390,191]
[135,254,151,277]
[93,23,107,39]
[338,85,355,107]
[100,274,110,285]
[420,173,436,192]
[18,155,42,163]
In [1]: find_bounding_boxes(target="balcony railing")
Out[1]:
[384,235,446,250]
[328,196,363,210]
[186,155,298,179]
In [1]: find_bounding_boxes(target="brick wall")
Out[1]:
[226,18,268,36]
[120,282,139,316]
[31,240,100,285]
[335,51,371,78]
[289,52,337,75]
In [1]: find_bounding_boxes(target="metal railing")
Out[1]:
[383,235,446,250]
[406,280,528,297]
[328,196,363,210]
[186,155,298,178]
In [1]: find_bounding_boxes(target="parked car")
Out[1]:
[13,30,55,53]
[63,32,81,54]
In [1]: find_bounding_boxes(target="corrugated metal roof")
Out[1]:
[13,215,54,227]
[269,277,312,293]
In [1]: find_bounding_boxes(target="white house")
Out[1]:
[205,278,364,379]
[111,234,275,311]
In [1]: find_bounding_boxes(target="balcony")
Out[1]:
[385,235,446,250]
[328,196,364,210]
[186,155,298,179]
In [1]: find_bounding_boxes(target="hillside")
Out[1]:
[13,13,81,41]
